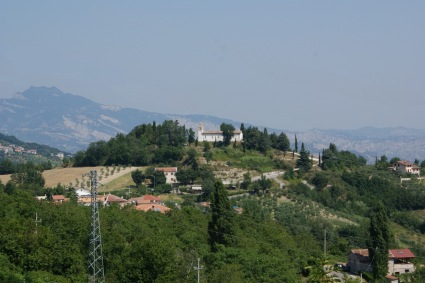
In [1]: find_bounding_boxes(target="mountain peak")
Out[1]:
[21,86,64,97]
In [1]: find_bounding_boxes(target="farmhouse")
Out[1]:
[394,161,420,175]
[155,167,178,184]
[104,193,128,207]
[197,123,243,142]
[347,248,415,276]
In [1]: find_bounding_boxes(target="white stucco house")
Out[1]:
[394,161,420,175]
[197,123,243,142]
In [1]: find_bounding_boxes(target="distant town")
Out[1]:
[0,142,64,159]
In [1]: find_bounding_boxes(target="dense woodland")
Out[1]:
[1,121,425,282]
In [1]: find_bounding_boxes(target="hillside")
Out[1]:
[1,122,425,282]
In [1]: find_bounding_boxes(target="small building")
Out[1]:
[35,195,47,201]
[75,188,91,198]
[347,249,372,274]
[155,167,178,184]
[27,149,37,155]
[347,248,415,276]
[395,161,420,175]
[52,195,69,204]
[77,196,104,206]
[197,123,243,142]
[103,193,128,207]
[388,249,416,275]
[191,185,203,194]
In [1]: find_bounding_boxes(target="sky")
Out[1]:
[1,1,424,131]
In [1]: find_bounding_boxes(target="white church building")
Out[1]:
[197,123,243,142]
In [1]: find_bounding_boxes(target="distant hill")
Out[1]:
[1,86,424,162]
[295,127,425,163]
[0,87,243,153]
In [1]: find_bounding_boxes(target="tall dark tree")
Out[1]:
[208,181,236,252]
[296,143,311,172]
[294,134,298,153]
[368,202,391,280]
[187,128,196,145]
[318,153,321,167]
[220,123,235,146]
[240,123,245,134]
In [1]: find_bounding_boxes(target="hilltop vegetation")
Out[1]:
[1,120,425,282]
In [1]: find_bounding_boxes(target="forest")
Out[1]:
[1,120,425,282]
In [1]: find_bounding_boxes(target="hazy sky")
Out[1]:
[1,1,424,131]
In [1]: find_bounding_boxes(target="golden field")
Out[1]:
[0,166,142,191]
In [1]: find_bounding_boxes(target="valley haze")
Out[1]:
[0,86,424,163]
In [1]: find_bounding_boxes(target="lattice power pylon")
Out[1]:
[88,170,105,283]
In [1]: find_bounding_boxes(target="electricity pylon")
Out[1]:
[88,170,105,283]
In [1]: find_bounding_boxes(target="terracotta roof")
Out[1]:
[52,195,65,200]
[134,204,170,213]
[396,160,413,166]
[351,248,415,260]
[155,167,177,173]
[389,249,415,259]
[351,249,370,262]
[105,194,128,203]
[142,194,161,202]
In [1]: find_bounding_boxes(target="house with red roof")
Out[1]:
[388,249,416,275]
[347,248,415,276]
[394,161,420,175]
[103,193,129,207]
[155,167,178,184]
[52,195,69,204]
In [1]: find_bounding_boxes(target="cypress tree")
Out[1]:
[368,202,391,280]
[296,143,312,172]
[295,134,298,153]
[208,181,236,252]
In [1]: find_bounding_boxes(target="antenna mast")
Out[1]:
[88,170,105,283]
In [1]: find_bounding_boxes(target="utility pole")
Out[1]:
[34,212,42,234]
[88,170,105,283]
[194,258,203,283]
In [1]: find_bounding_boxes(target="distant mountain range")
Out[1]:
[1,86,424,162]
